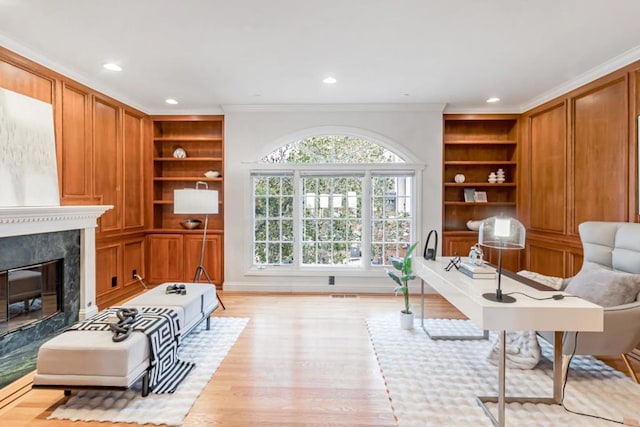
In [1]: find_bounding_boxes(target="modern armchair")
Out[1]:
[538,221,640,383]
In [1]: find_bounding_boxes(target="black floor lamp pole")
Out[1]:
[193,213,226,310]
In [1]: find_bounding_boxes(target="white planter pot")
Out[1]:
[400,311,414,330]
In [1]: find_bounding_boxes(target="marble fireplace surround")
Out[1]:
[0,205,112,321]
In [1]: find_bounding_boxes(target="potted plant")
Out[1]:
[386,242,418,329]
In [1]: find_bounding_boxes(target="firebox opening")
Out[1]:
[0,258,63,336]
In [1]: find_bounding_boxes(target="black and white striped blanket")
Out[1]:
[67,306,195,393]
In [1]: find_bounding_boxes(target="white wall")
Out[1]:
[223,104,444,292]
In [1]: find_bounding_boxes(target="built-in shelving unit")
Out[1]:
[442,114,519,266]
[146,115,225,286]
[150,115,224,231]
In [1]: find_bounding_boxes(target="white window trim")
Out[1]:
[248,163,424,275]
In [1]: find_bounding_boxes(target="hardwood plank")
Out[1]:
[1,292,636,426]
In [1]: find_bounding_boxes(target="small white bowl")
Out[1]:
[467,220,482,231]
[204,170,220,178]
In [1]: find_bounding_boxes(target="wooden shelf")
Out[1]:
[443,230,479,236]
[153,157,223,161]
[153,177,222,182]
[152,200,223,205]
[444,201,516,206]
[153,136,223,142]
[148,228,223,234]
[444,140,517,145]
[444,161,517,166]
[444,182,515,187]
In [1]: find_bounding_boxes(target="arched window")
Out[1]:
[261,135,405,164]
[251,135,415,269]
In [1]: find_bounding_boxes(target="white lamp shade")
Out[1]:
[478,215,525,250]
[174,188,218,214]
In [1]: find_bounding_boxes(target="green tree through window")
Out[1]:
[252,135,413,268]
[262,136,404,164]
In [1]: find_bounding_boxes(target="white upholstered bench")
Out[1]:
[32,283,218,396]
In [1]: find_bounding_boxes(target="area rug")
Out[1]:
[48,317,248,426]
[367,317,640,426]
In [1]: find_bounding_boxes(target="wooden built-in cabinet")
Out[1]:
[92,97,147,307]
[520,68,634,278]
[0,47,148,310]
[442,114,520,271]
[146,116,225,287]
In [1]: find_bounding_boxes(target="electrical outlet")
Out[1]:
[328,275,335,285]
[111,276,117,288]
[132,269,137,280]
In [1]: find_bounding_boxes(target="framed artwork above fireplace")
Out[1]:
[0,87,59,207]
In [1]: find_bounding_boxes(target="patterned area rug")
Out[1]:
[48,317,248,426]
[367,317,640,426]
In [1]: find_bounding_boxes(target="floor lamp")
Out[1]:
[174,181,225,309]
[478,215,526,304]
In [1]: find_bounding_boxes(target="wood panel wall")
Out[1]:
[0,46,148,308]
[520,62,640,277]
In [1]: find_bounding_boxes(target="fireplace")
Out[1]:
[0,205,110,389]
[1,259,64,334]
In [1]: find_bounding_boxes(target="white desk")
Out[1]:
[414,257,603,426]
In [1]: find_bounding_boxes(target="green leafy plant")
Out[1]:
[385,242,418,314]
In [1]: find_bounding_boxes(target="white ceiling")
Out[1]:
[2,0,640,114]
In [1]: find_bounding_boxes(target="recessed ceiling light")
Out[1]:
[486,97,500,103]
[323,77,337,84]
[103,63,122,72]
[165,98,179,105]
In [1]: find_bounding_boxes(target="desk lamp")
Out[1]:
[478,215,526,303]
[174,181,225,309]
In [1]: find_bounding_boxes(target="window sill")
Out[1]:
[245,265,387,277]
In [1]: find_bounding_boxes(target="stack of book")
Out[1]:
[459,261,496,279]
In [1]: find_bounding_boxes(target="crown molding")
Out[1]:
[0,35,148,113]
[520,44,640,113]
[443,104,521,114]
[221,103,446,113]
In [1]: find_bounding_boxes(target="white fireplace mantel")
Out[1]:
[0,205,113,320]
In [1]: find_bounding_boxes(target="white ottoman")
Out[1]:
[33,283,218,396]
[126,283,218,333]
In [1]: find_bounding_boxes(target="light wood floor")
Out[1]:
[0,292,637,427]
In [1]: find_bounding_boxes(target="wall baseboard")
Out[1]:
[222,281,436,294]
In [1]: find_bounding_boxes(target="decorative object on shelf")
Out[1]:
[466,219,482,231]
[468,243,484,265]
[474,191,488,203]
[478,215,526,303]
[172,147,187,158]
[463,188,476,203]
[488,172,497,183]
[454,174,466,183]
[496,168,505,183]
[180,219,202,229]
[174,181,225,310]
[204,170,220,178]
[386,242,418,329]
